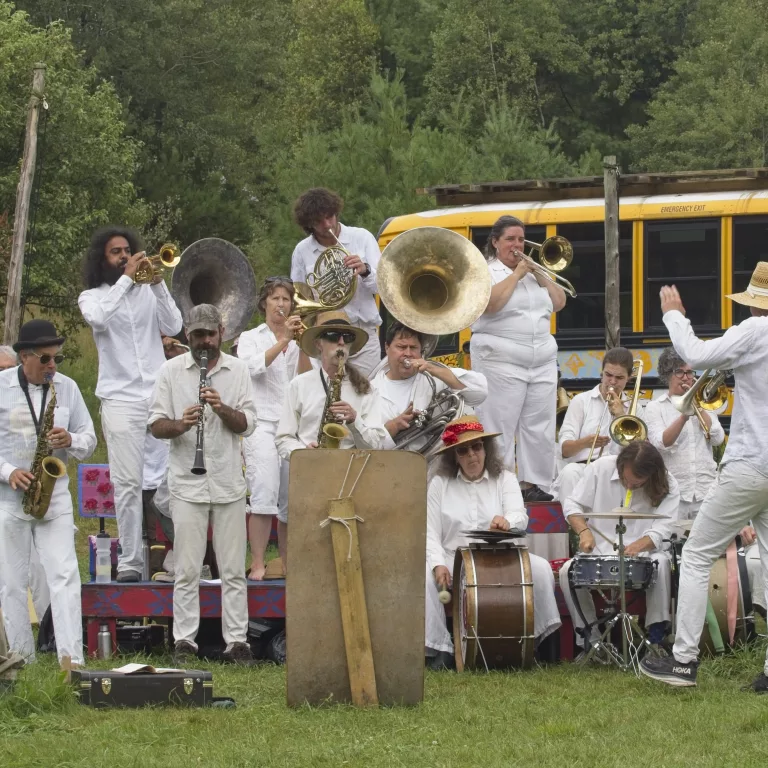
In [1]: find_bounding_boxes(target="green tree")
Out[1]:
[628,0,768,171]
[0,3,143,336]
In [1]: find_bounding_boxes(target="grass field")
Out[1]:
[5,326,767,767]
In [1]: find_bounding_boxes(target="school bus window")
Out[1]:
[555,222,633,332]
[733,216,768,324]
[644,219,720,330]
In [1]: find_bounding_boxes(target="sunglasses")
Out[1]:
[456,440,484,456]
[30,352,65,365]
[673,368,696,379]
[264,275,293,284]
[319,331,355,344]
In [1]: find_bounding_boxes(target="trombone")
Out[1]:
[585,386,616,465]
[670,368,730,438]
[515,236,578,298]
[609,360,648,446]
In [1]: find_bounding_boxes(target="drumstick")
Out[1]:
[585,524,616,548]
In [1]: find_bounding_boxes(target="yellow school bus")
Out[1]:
[377,168,768,424]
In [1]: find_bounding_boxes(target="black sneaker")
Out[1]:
[639,654,698,687]
[425,651,455,671]
[223,642,254,665]
[741,673,768,694]
[116,570,141,583]
[522,485,554,503]
[172,640,198,667]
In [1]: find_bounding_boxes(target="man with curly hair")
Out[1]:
[79,226,182,582]
[290,188,382,375]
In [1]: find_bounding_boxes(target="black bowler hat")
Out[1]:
[12,319,66,352]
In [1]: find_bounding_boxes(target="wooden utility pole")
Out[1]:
[603,155,620,349]
[4,63,46,346]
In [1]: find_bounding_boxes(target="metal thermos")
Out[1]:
[141,538,150,581]
[97,623,112,660]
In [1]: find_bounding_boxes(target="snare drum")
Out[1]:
[570,554,657,590]
[452,543,535,672]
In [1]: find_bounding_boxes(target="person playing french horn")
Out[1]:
[371,321,488,456]
[553,347,635,508]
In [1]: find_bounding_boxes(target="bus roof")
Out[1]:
[421,166,768,206]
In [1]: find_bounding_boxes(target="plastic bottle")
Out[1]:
[97,624,112,660]
[95,532,112,584]
[141,538,150,582]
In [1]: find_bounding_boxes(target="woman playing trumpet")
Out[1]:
[644,348,724,521]
[470,216,568,502]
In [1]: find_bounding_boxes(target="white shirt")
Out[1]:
[0,367,97,519]
[558,385,628,464]
[645,393,724,503]
[79,276,183,401]
[470,262,557,367]
[563,455,678,555]
[290,223,381,326]
[371,365,488,450]
[664,310,768,473]
[237,323,300,422]
[275,368,389,458]
[148,352,257,504]
[426,469,528,572]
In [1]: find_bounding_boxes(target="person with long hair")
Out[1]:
[470,215,567,502]
[79,225,182,582]
[641,268,768,690]
[238,277,303,579]
[290,188,382,376]
[425,416,561,670]
[559,442,679,658]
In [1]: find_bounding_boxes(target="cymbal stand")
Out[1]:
[580,508,658,675]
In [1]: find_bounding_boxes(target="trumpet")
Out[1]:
[134,243,181,284]
[515,236,577,298]
[609,360,648,446]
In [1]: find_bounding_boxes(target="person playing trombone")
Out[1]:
[553,347,635,508]
[644,348,724,521]
[471,216,568,503]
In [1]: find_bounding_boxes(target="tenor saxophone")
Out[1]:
[317,349,350,449]
[23,377,68,519]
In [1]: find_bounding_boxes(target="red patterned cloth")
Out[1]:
[441,421,484,446]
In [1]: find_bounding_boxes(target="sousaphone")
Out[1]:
[171,237,257,341]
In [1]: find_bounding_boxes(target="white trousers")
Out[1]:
[677,499,702,522]
[0,510,82,665]
[243,420,289,523]
[425,553,562,654]
[473,358,557,488]
[170,496,248,648]
[559,553,672,646]
[673,461,768,673]
[554,462,585,507]
[28,543,50,622]
[349,325,382,378]
[745,543,765,610]
[102,397,163,573]
[142,428,169,491]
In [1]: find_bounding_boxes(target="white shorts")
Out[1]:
[243,420,289,523]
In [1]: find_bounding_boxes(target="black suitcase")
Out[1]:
[72,669,214,708]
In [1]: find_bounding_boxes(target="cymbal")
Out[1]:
[461,528,527,543]
[586,507,665,520]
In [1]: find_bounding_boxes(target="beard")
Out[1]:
[191,344,219,364]
[102,262,126,285]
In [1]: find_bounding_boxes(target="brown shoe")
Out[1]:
[223,642,253,665]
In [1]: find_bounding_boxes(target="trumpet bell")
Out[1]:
[609,415,648,447]
[172,238,257,341]
[378,227,492,335]
[157,243,181,268]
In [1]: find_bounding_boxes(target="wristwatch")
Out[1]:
[360,262,371,278]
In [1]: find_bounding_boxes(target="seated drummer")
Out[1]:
[371,321,487,453]
[425,416,562,670]
[559,442,679,656]
[553,347,633,506]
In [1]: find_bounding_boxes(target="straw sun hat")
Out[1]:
[299,310,369,359]
[435,415,501,454]
[726,261,768,310]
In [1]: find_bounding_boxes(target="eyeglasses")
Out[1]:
[264,276,293,284]
[456,440,485,456]
[319,331,355,343]
[29,352,65,365]
[673,368,696,379]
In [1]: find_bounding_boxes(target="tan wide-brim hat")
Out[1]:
[299,310,369,359]
[434,415,501,454]
[726,261,768,310]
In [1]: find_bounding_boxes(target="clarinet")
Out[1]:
[191,350,208,475]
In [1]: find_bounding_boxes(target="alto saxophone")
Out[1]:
[23,377,68,519]
[318,349,350,449]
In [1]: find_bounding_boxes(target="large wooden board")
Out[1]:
[286,450,426,707]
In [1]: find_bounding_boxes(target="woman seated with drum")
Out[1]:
[425,416,562,670]
[559,442,679,656]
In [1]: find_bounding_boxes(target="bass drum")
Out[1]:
[452,544,535,672]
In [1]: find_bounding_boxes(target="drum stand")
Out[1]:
[580,515,658,675]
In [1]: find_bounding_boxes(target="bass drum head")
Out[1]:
[700,556,752,656]
[452,548,476,673]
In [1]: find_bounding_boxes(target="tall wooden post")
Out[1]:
[603,155,620,349]
[4,63,46,346]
